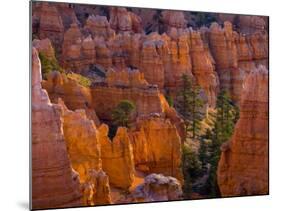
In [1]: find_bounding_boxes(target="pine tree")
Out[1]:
[199,139,209,170]
[204,90,239,197]
[177,74,204,140]
[182,145,202,198]
[112,100,136,128]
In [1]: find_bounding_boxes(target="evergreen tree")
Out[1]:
[112,100,136,128]
[199,139,209,170]
[177,74,204,140]
[204,90,239,197]
[38,52,63,79]
[181,145,202,198]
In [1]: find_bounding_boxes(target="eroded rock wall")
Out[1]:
[217,65,269,196]
[32,47,83,209]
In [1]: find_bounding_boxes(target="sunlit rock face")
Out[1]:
[91,70,165,121]
[32,47,82,209]
[82,169,112,206]
[58,100,102,182]
[42,71,100,125]
[217,65,269,197]
[132,174,183,202]
[57,99,111,205]
[129,117,183,182]
[98,125,135,189]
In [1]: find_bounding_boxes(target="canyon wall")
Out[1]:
[99,125,135,189]
[129,117,183,182]
[58,100,112,205]
[32,47,83,209]
[42,71,100,125]
[91,70,165,121]
[217,65,269,196]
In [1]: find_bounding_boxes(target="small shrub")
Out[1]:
[38,52,63,78]
[67,73,92,87]
[112,100,136,128]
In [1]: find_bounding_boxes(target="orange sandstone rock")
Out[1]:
[99,125,135,189]
[109,7,142,33]
[33,38,56,60]
[58,100,102,182]
[161,10,187,31]
[106,68,149,88]
[217,65,269,196]
[38,2,64,52]
[57,99,112,205]
[189,29,219,107]
[82,169,111,205]
[84,15,115,40]
[140,39,165,89]
[130,117,183,182]
[32,47,82,209]
[42,71,100,125]
[61,23,96,72]
[91,74,165,121]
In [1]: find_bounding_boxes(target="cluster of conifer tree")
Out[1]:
[175,74,239,198]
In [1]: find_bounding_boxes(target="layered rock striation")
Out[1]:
[129,117,183,182]
[32,47,82,209]
[217,65,269,196]
[42,71,100,124]
[99,125,135,189]
[61,23,96,72]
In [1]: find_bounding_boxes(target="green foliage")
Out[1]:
[204,90,239,197]
[67,73,92,87]
[198,139,209,170]
[182,144,202,198]
[177,74,204,140]
[38,52,63,79]
[112,100,136,128]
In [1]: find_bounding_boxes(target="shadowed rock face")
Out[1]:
[132,174,182,202]
[32,47,83,209]
[61,23,96,72]
[109,7,143,33]
[217,65,268,197]
[37,3,65,52]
